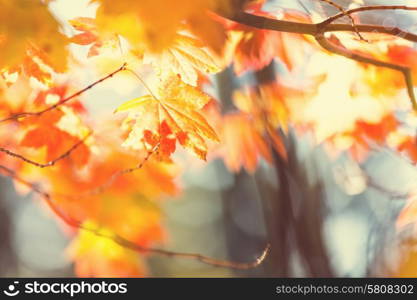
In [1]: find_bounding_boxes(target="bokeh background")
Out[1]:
[1,0,417,277]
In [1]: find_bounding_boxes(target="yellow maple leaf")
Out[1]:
[115,75,219,160]
[0,0,68,72]
[144,34,221,86]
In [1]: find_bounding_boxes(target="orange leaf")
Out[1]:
[116,75,219,160]
[219,112,272,173]
[398,137,417,163]
[144,34,221,86]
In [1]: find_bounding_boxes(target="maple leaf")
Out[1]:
[20,110,90,168]
[222,8,313,74]
[144,34,221,86]
[116,75,219,160]
[22,131,90,169]
[34,84,87,114]
[41,131,179,199]
[329,114,399,162]
[231,25,282,75]
[70,17,97,43]
[69,17,105,58]
[21,49,52,85]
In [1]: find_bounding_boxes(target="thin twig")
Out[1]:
[0,63,127,124]
[224,9,417,108]
[0,164,270,270]
[314,33,417,110]
[0,131,92,168]
[320,5,417,27]
[58,143,160,199]
[225,10,417,40]
[317,0,367,41]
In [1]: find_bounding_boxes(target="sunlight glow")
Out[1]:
[300,53,393,142]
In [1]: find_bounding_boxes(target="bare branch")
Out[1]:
[0,63,127,124]
[58,143,160,199]
[324,23,417,42]
[224,7,417,109]
[317,0,367,41]
[314,33,417,110]
[0,164,270,270]
[320,5,417,27]
[0,131,92,168]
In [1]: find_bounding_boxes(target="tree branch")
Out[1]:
[223,7,417,109]
[320,5,417,27]
[0,131,92,168]
[57,143,160,199]
[317,0,366,41]
[0,63,127,124]
[314,33,417,110]
[0,164,270,270]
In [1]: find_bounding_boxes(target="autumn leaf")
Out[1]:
[233,82,291,131]
[4,0,417,279]
[329,114,399,162]
[215,84,288,174]
[187,11,227,56]
[25,136,179,234]
[232,25,282,75]
[222,8,313,74]
[359,43,417,98]
[397,137,417,163]
[17,124,178,250]
[21,128,90,168]
[20,110,90,168]
[116,74,219,160]
[218,112,272,173]
[325,33,417,98]
[143,34,221,86]
[352,114,398,145]
[69,17,104,57]
[21,49,51,85]
[33,85,86,114]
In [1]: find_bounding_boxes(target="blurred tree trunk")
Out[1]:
[216,68,268,277]
[215,61,334,277]
[255,62,334,277]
